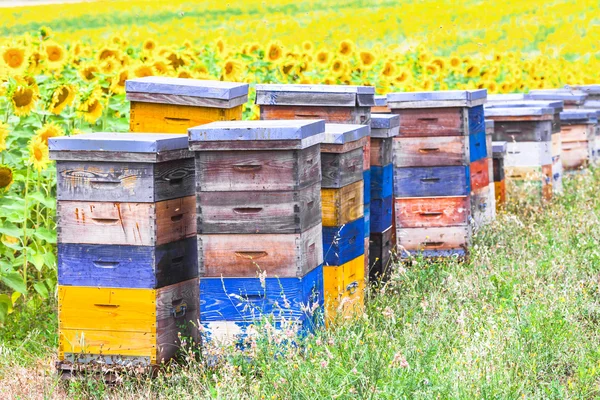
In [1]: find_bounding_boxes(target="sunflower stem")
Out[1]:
[22,163,30,294]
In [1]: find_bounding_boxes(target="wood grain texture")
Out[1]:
[364,204,370,238]
[560,124,594,142]
[469,131,488,162]
[487,114,554,122]
[393,166,470,197]
[363,139,371,171]
[321,148,363,188]
[195,145,320,192]
[127,92,247,108]
[260,105,371,125]
[197,183,321,234]
[198,223,323,278]
[370,195,393,233]
[57,237,198,289]
[470,158,490,191]
[199,264,324,322]
[368,227,394,280]
[394,196,470,228]
[561,141,590,170]
[323,256,365,321]
[370,164,393,200]
[321,181,364,227]
[392,136,469,167]
[493,157,505,181]
[494,181,506,208]
[470,185,494,230]
[393,107,467,137]
[505,141,552,167]
[370,137,393,166]
[371,105,391,113]
[50,149,194,164]
[153,159,196,202]
[491,120,552,142]
[320,136,368,153]
[468,105,486,136]
[57,197,196,246]
[363,169,371,204]
[396,226,471,252]
[322,217,365,266]
[130,102,242,134]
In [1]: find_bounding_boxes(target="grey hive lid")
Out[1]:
[560,110,597,123]
[374,95,387,106]
[485,120,494,129]
[485,100,564,112]
[49,132,189,153]
[322,124,370,144]
[528,89,588,103]
[583,100,600,109]
[371,114,399,129]
[387,89,487,102]
[125,77,249,99]
[492,141,507,155]
[565,84,600,95]
[487,93,527,102]
[484,107,554,117]
[255,84,375,107]
[188,119,326,142]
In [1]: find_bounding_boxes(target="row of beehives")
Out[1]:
[50,78,600,372]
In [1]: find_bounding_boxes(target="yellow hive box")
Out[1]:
[58,279,198,367]
[323,255,365,322]
[321,180,364,227]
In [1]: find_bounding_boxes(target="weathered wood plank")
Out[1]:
[368,227,393,280]
[469,131,488,162]
[155,196,197,246]
[198,223,323,278]
[153,159,196,202]
[321,181,364,227]
[370,137,393,166]
[370,195,393,233]
[393,107,467,137]
[321,148,363,188]
[394,166,470,197]
[198,183,321,234]
[50,149,193,164]
[57,237,198,289]
[470,158,490,191]
[363,169,371,204]
[260,105,371,124]
[491,120,552,142]
[323,255,365,321]
[322,217,365,266]
[393,136,469,167]
[560,124,594,142]
[370,164,393,200]
[195,145,320,191]
[363,236,370,281]
[505,141,552,167]
[552,160,563,194]
[493,157,505,182]
[561,141,590,170]
[199,264,324,322]
[128,92,248,108]
[396,226,471,252]
[471,185,494,230]
[364,203,370,238]
[321,136,368,153]
[130,102,243,134]
[394,196,470,228]
[494,180,506,208]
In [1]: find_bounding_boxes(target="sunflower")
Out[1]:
[248,43,261,54]
[0,121,8,152]
[215,37,226,54]
[1,44,27,73]
[98,47,120,61]
[132,63,155,78]
[394,69,412,84]
[27,50,45,75]
[425,63,439,75]
[153,59,172,75]
[10,83,38,117]
[422,77,434,91]
[110,68,129,94]
[78,90,104,124]
[44,41,66,70]
[485,80,498,93]
[0,165,13,190]
[39,26,52,40]
[330,58,346,78]
[182,40,192,49]
[381,61,396,77]
[177,68,195,79]
[221,60,242,81]
[29,138,50,171]
[431,57,445,71]
[79,63,99,82]
[338,40,354,57]
[266,41,284,62]
[466,65,480,78]
[359,51,376,70]
[49,84,76,114]
[142,38,157,53]
[302,41,314,53]
[280,59,296,77]
[35,121,64,145]
[316,49,331,66]
[100,57,119,74]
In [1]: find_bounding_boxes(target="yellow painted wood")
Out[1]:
[324,255,365,322]
[321,181,364,227]
[59,286,156,333]
[59,329,157,363]
[130,102,243,134]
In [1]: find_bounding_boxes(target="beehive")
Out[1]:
[492,141,507,209]
[559,110,597,171]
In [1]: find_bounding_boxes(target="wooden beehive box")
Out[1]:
[559,110,597,170]
[371,95,391,113]
[49,133,195,203]
[58,278,199,367]
[484,106,555,142]
[492,141,507,208]
[396,226,471,258]
[126,77,248,133]
[323,255,365,321]
[528,89,587,109]
[368,226,393,280]
[485,99,564,134]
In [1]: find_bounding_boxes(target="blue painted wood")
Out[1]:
[199,264,323,322]
[468,105,485,136]
[57,237,198,288]
[188,120,326,142]
[322,217,365,266]
[49,133,189,154]
[469,131,487,162]
[399,249,467,259]
[371,114,399,129]
[393,166,470,197]
[363,169,371,204]
[125,77,249,99]
[560,110,597,123]
[370,164,393,199]
[374,95,387,106]
[370,195,393,233]
[364,205,370,238]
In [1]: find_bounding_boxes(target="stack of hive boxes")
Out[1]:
[255,84,374,319]
[368,114,399,279]
[558,110,598,171]
[50,133,199,370]
[387,90,488,258]
[491,140,507,209]
[188,120,326,343]
[126,77,248,134]
[484,106,554,201]
[319,124,368,319]
[485,97,565,194]
[566,85,600,164]
[372,95,391,113]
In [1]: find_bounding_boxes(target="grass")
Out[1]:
[1,169,600,399]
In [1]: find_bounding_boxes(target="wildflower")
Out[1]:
[391,352,409,369]
[49,84,76,114]
[320,360,328,368]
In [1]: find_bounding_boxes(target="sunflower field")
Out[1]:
[0,0,599,323]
